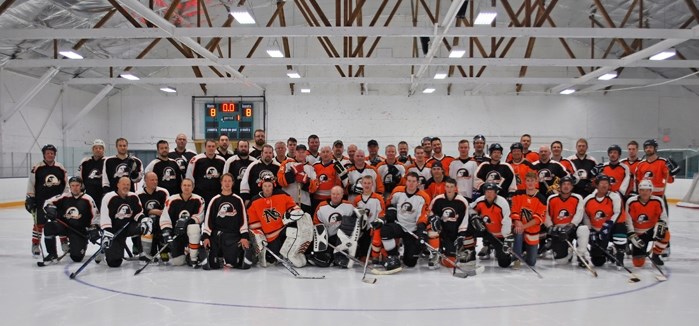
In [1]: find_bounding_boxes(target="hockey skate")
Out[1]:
[651,253,664,266]
[60,238,70,254]
[372,255,402,275]
[477,245,491,260]
[31,243,41,258]
[427,251,440,270]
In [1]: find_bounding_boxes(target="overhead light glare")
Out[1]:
[474,10,497,25]
[119,73,140,81]
[266,47,284,58]
[230,9,256,24]
[58,50,83,59]
[422,87,436,94]
[449,47,466,58]
[159,86,177,93]
[286,70,301,79]
[598,72,618,81]
[300,87,311,93]
[559,89,576,95]
[434,70,448,80]
[649,48,676,61]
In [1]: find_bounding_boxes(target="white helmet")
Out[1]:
[92,139,105,148]
[638,180,653,190]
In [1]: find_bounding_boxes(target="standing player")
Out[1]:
[286,137,298,159]
[278,144,319,213]
[429,178,475,267]
[545,176,589,266]
[169,133,197,176]
[313,146,342,213]
[344,150,384,203]
[331,140,350,165]
[353,176,386,264]
[136,172,170,261]
[427,137,454,175]
[532,145,568,196]
[424,162,447,199]
[346,144,359,167]
[186,139,226,206]
[99,177,144,267]
[582,175,627,267]
[405,146,432,191]
[626,180,670,267]
[599,145,631,197]
[568,138,597,198]
[26,144,68,258]
[421,137,433,158]
[551,140,576,175]
[306,134,321,165]
[273,141,287,164]
[250,129,266,159]
[449,139,478,200]
[471,135,489,165]
[102,138,143,193]
[216,134,235,160]
[620,141,641,194]
[42,177,98,263]
[145,140,183,195]
[510,172,547,267]
[470,183,513,268]
[240,144,280,204]
[474,143,517,200]
[202,174,251,270]
[78,139,106,209]
[376,145,406,199]
[397,141,413,165]
[160,178,206,267]
[507,142,535,191]
[223,140,254,197]
[367,139,385,166]
[506,134,539,163]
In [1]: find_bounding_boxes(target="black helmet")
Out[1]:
[510,142,524,151]
[488,143,503,154]
[643,139,658,148]
[607,144,622,154]
[68,176,83,184]
[473,134,486,142]
[596,174,611,183]
[560,175,575,185]
[41,144,57,154]
[483,182,500,192]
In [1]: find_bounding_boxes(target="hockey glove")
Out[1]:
[628,233,645,249]
[370,218,384,229]
[590,163,604,178]
[385,207,397,224]
[44,204,58,222]
[599,220,614,242]
[87,226,101,244]
[351,182,364,195]
[416,224,429,245]
[25,195,36,213]
[139,216,154,236]
[429,215,442,234]
[162,228,174,244]
[502,236,514,254]
[174,217,191,236]
[470,215,486,233]
[333,161,348,180]
[101,229,115,249]
[654,220,668,241]
[520,208,533,223]
[666,158,681,176]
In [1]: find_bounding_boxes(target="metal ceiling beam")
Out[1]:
[62,84,114,132]
[0,0,17,17]
[116,0,263,91]
[1,67,59,123]
[2,27,697,40]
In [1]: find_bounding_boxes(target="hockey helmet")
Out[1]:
[560,175,575,185]
[638,179,653,190]
[607,144,622,154]
[643,139,658,148]
[488,143,503,154]
[92,139,106,148]
[41,144,57,154]
[595,174,611,184]
[510,142,524,151]
[68,176,83,184]
[483,182,500,192]
[473,134,486,142]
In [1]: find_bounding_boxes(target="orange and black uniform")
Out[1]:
[470,195,513,268]
[620,158,640,193]
[247,189,298,254]
[507,159,535,191]
[635,157,674,198]
[625,195,670,267]
[601,162,631,196]
[582,191,627,267]
[510,190,547,266]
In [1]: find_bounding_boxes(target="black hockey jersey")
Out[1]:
[429,193,471,238]
[474,161,517,198]
[223,155,255,196]
[160,193,206,229]
[102,155,143,193]
[27,161,68,202]
[568,154,597,197]
[145,158,183,195]
[531,160,569,196]
[78,156,105,208]
[186,153,226,204]
[239,159,281,201]
[44,192,98,228]
[137,186,169,217]
[202,193,248,239]
[100,191,144,231]
[249,146,263,159]
[168,149,197,176]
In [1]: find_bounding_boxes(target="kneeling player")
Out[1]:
[352,175,386,264]
[202,173,251,269]
[582,175,627,267]
[100,177,145,267]
[312,185,365,267]
[470,183,514,268]
[545,176,590,266]
[160,178,206,267]
[429,178,475,268]
[42,177,99,263]
[510,172,547,267]
[626,180,670,267]
[248,176,313,268]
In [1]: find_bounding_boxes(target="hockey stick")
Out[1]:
[645,251,668,282]
[133,235,179,276]
[328,243,379,283]
[69,222,132,279]
[360,240,377,284]
[403,230,475,278]
[262,241,325,279]
[590,241,641,283]
[564,239,597,277]
[486,232,544,279]
[37,250,70,267]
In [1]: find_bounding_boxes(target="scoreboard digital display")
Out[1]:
[204,102,254,140]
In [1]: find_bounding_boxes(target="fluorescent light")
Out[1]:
[433,69,448,80]
[449,47,466,58]
[230,9,256,24]
[266,46,284,58]
[598,72,618,81]
[159,86,176,93]
[58,50,83,59]
[422,87,436,94]
[649,48,676,61]
[286,70,301,79]
[119,73,140,81]
[474,10,497,25]
[559,89,576,95]
[300,87,311,93]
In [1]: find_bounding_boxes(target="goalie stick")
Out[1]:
[262,241,325,279]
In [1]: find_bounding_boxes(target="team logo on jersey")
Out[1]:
[237,167,247,180]
[179,210,191,220]
[456,168,471,178]
[609,176,617,185]
[328,212,342,226]
[115,204,133,219]
[43,175,61,187]
[418,176,427,185]
[217,203,237,217]
[643,171,653,179]
[594,210,606,221]
[144,200,161,211]
[538,169,553,183]
[400,202,414,214]
[575,169,588,180]
[88,169,101,179]
[485,171,503,185]
[637,214,649,223]
[383,173,395,185]
[256,170,275,184]
[162,167,177,181]
[557,209,570,221]
[64,207,81,220]
[114,163,129,178]
[263,208,281,223]
[204,167,220,179]
[482,215,492,224]
[174,158,186,171]
[440,207,458,222]
[318,174,329,183]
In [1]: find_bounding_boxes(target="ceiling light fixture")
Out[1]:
[433,67,448,80]
[649,48,677,61]
[474,3,497,25]
[422,87,436,94]
[159,86,177,93]
[58,50,83,60]
[448,46,466,58]
[286,70,301,79]
[300,86,311,93]
[559,89,576,95]
[266,42,284,58]
[230,8,256,24]
[119,73,140,81]
[598,72,618,81]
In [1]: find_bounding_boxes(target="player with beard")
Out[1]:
[621,141,641,194]
[240,144,281,204]
[471,135,489,165]
[100,177,144,267]
[404,146,432,191]
[449,139,478,201]
[278,144,319,213]
[78,139,106,209]
[273,141,287,164]
[102,138,143,193]
[250,129,266,159]
[313,146,342,213]
[532,145,568,196]
[223,140,254,197]
[474,143,517,199]
[367,139,385,167]
[344,150,384,203]
[421,137,433,159]
[507,142,535,191]
[145,140,183,195]
[506,134,539,163]
[568,138,598,198]
[427,137,454,175]
[286,137,298,159]
[168,133,197,176]
[216,134,235,160]
[376,145,406,200]
[332,140,351,167]
[186,139,226,206]
[306,134,321,165]
[136,172,169,262]
[599,145,631,197]
[551,140,576,175]
[160,178,206,267]
[397,141,413,165]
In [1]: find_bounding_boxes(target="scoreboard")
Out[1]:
[203,102,254,140]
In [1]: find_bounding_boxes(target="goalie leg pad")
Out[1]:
[251,230,267,267]
[313,224,329,252]
[281,215,313,268]
[187,224,201,262]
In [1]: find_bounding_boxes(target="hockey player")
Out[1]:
[582,174,627,267]
[240,144,280,204]
[569,138,598,197]
[160,178,206,267]
[186,139,226,206]
[286,137,298,159]
[429,178,476,268]
[278,144,319,213]
[102,138,143,193]
[136,172,170,261]
[345,150,384,203]
[421,137,433,158]
[42,177,98,263]
[353,176,386,264]
[621,141,641,194]
[507,142,536,191]
[202,173,251,269]
[551,140,576,175]
[376,145,406,199]
[247,176,312,267]
[273,141,287,164]
[405,146,432,191]
[313,146,343,212]
[306,134,321,165]
[427,137,454,175]
[168,133,197,176]
[367,139,385,166]
[100,177,144,267]
[331,140,350,164]
[425,161,447,199]
[506,134,539,163]
[223,140,255,197]
[346,144,358,167]
[510,172,547,266]
[397,141,413,165]
[250,129,266,159]
[449,139,478,201]
[78,139,106,209]
[145,140,183,195]
[312,186,363,267]
[217,134,235,160]
[470,183,514,268]
[544,176,590,266]
[378,172,431,271]
[626,180,670,267]
[532,145,568,196]
[599,145,631,197]
[471,134,489,165]
[474,143,517,199]
[26,144,69,257]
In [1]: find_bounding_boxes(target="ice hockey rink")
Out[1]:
[1,205,697,326]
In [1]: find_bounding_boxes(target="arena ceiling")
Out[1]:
[0,0,698,97]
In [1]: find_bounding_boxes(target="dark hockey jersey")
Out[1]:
[223,155,255,196]
[568,154,597,197]
[44,192,98,228]
[27,161,68,202]
[168,149,197,176]
[202,193,248,239]
[160,193,206,229]
[531,160,568,196]
[102,155,143,193]
[100,191,144,231]
[78,156,105,208]
[145,158,183,195]
[474,161,517,198]
[429,193,471,238]
[186,153,226,204]
[239,159,281,201]
[136,186,169,217]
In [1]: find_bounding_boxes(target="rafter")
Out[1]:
[0,0,16,17]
